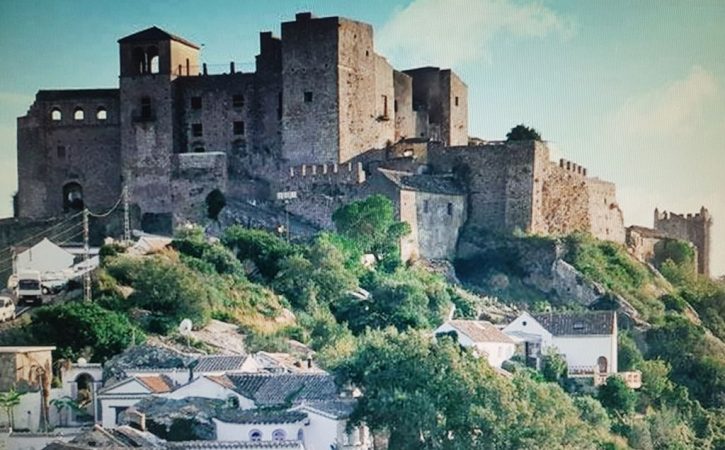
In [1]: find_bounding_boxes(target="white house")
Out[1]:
[503,311,618,374]
[434,320,516,368]
[14,238,75,275]
[97,375,175,428]
[163,374,254,409]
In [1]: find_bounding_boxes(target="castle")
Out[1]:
[13,12,709,270]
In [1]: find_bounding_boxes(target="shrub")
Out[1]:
[598,377,637,414]
[221,226,299,279]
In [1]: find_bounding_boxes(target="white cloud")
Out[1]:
[377,0,574,68]
[613,66,719,138]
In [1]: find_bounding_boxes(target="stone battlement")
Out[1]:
[558,158,588,177]
[288,161,366,184]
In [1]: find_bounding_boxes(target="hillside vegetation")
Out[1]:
[1,195,724,449]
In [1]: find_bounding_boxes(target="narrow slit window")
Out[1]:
[304,91,313,103]
[447,202,453,216]
[233,121,245,135]
[232,94,244,108]
[192,123,203,137]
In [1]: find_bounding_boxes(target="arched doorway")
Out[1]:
[73,373,95,422]
[63,182,84,212]
[597,356,608,373]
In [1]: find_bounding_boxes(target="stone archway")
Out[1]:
[63,182,84,212]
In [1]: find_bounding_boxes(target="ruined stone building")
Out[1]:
[15,12,630,261]
[626,208,712,277]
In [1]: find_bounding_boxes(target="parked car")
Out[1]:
[0,296,15,322]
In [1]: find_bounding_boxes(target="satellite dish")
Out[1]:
[178,319,193,336]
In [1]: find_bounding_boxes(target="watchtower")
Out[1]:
[654,207,713,277]
[117,27,200,233]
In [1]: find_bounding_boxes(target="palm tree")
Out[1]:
[50,396,82,427]
[0,388,25,429]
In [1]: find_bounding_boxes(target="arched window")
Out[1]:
[50,108,62,121]
[296,428,304,441]
[74,107,85,121]
[272,429,286,441]
[249,430,262,442]
[147,46,159,74]
[63,182,84,212]
[192,146,205,153]
[96,107,107,120]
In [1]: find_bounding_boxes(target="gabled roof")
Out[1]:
[118,26,200,49]
[205,374,237,390]
[442,320,515,344]
[533,311,615,336]
[136,375,175,393]
[194,355,249,373]
[226,373,338,407]
[99,374,175,395]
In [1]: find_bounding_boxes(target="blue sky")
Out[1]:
[1,0,723,275]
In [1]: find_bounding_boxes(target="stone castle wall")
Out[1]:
[171,152,228,225]
[16,90,122,219]
[654,208,712,276]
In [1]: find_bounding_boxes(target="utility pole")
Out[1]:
[83,208,91,302]
[123,184,131,243]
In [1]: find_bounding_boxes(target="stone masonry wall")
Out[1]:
[586,177,625,243]
[281,14,340,165]
[539,161,591,236]
[171,152,227,226]
[415,191,466,260]
[654,208,712,276]
[393,71,414,141]
[337,20,395,163]
[16,91,122,219]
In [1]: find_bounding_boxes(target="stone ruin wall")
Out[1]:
[171,152,228,226]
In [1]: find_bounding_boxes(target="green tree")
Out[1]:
[0,388,24,428]
[332,195,410,263]
[32,302,143,362]
[573,396,611,432]
[541,348,568,383]
[221,226,299,279]
[506,124,542,142]
[335,328,602,450]
[598,377,637,414]
[619,331,644,371]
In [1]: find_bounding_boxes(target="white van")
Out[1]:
[0,296,15,322]
[16,271,43,306]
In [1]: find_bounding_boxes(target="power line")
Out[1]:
[0,211,84,255]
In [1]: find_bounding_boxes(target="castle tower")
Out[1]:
[280,13,396,166]
[118,27,200,233]
[654,207,713,277]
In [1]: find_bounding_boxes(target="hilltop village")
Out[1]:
[1,11,723,450]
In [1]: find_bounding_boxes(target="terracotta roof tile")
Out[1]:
[136,375,174,393]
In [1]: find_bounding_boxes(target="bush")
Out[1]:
[598,377,637,414]
[574,396,611,431]
[31,302,144,362]
[221,226,299,279]
[106,255,212,334]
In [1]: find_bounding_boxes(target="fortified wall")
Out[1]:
[426,140,625,243]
